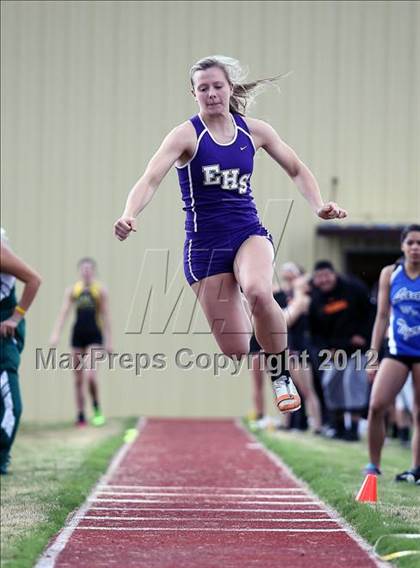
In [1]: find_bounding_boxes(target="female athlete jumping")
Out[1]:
[114,56,347,413]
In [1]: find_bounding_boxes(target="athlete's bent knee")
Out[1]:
[368,401,387,419]
[242,284,272,316]
[86,371,97,382]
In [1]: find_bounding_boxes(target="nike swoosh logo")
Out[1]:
[240,146,247,151]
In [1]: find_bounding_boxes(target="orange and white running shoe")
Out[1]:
[272,375,301,413]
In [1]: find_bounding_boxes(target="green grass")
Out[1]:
[249,425,420,568]
[0,418,135,568]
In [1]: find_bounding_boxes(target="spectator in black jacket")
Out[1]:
[309,260,373,440]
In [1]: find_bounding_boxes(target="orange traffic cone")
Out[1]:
[356,474,377,503]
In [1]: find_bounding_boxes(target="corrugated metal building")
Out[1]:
[1,1,419,421]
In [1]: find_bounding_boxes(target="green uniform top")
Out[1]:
[1,252,26,359]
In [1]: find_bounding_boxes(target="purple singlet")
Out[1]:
[176,113,273,285]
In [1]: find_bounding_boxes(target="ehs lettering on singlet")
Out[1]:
[202,164,250,194]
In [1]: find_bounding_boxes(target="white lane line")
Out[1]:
[34,418,146,568]
[75,527,346,533]
[96,491,313,499]
[82,515,337,523]
[92,498,321,505]
[236,420,386,568]
[98,485,305,492]
[89,507,327,514]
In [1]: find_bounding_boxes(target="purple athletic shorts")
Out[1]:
[183,223,274,286]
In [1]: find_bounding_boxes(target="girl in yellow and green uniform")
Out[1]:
[50,258,112,427]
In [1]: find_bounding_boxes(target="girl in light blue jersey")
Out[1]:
[114,56,347,415]
[366,224,420,482]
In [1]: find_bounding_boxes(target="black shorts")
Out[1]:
[71,326,103,349]
[384,354,420,370]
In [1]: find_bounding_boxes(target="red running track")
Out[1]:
[36,419,380,567]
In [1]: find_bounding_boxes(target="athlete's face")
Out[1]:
[312,268,337,293]
[79,261,95,282]
[192,66,233,115]
[401,231,420,263]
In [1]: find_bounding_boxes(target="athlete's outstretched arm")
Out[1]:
[0,243,42,337]
[114,123,193,241]
[49,287,73,346]
[246,119,347,220]
[366,265,393,381]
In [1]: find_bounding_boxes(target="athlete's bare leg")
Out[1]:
[85,344,102,408]
[291,364,323,432]
[411,363,420,468]
[233,236,301,413]
[191,273,252,357]
[250,354,265,417]
[368,359,408,467]
[72,348,85,418]
[234,236,287,353]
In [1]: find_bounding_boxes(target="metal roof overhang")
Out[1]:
[316,224,405,240]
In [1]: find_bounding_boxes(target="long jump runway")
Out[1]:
[37,419,381,567]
